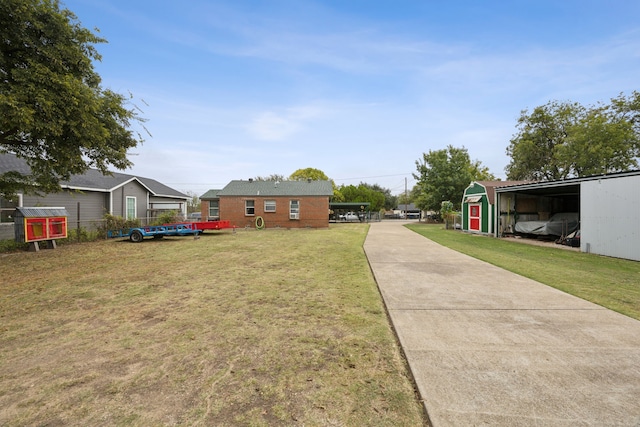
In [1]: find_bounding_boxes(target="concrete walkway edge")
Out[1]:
[364,221,640,427]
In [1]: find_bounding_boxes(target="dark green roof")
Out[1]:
[218,180,333,197]
[200,189,222,199]
[330,202,370,209]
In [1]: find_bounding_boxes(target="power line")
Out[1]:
[333,173,413,182]
[164,173,417,190]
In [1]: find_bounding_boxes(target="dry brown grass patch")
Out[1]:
[0,225,425,426]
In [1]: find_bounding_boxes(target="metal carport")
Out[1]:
[329,202,371,222]
[494,171,640,261]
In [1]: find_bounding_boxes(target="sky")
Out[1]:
[62,0,640,196]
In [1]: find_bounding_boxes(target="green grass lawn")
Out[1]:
[0,225,426,426]
[407,223,640,320]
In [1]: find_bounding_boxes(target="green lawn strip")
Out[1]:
[406,223,640,320]
[0,225,425,426]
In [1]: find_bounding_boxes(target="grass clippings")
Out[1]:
[407,223,640,320]
[0,224,425,426]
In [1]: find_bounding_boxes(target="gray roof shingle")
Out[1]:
[16,207,69,217]
[0,153,188,198]
[217,180,333,197]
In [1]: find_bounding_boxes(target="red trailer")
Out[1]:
[191,220,233,232]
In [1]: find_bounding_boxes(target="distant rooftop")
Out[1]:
[0,153,188,199]
[217,180,333,197]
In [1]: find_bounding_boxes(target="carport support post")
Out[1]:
[494,192,500,237]
[404,177,408,220]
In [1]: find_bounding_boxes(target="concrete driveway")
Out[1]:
[364,221,640,426]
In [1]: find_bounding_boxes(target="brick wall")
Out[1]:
[219,196,329,229]
[200,200,218,221]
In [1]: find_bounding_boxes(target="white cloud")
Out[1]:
[246,103,333,141]
[247,111,300,141]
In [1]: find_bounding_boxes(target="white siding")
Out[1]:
[581,176,640,261]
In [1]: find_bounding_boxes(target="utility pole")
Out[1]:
[404,177,407,219]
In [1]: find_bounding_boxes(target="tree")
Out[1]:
[288,167,345,200]
[505,101,582,181]
[358,182,396,210]
[396,192,411,207]
[1,0,144,200]
[414,145,495,212]
[609,91,640,136]
[185,191,200,213]
[338,184,385,212]
[288,168,329,181]
[253,174,287,182]
[505,95,640,181]
[563,106,639,177]
[440,200,455,229]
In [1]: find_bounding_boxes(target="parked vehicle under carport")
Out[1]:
[339,212,363,222]
[515,212,579,237]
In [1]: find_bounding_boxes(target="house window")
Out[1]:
[245,200,255,216]
[289,200,299,220]
[264,200,276,212]
[126,196,137,220]
[209,200,219,219]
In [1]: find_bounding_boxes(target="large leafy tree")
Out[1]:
[505,101,580,181]
[414,145,495,212]
[253,174,287,182]
[289,167,345,200]
[288,167,329,181]
[338,184,385,212]
[358,182,396,210]
[0,0,144,199]
[506,94,640,181]
[610,91,640,134]
[562,106,638,177]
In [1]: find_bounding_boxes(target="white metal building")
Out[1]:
[494,171,640,262]
[581,173,640,261]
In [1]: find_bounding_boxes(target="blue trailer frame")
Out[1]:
[107,223,202,242]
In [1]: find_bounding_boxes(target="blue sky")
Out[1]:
[63,0,640,196]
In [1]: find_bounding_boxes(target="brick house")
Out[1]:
[201,179,333,229]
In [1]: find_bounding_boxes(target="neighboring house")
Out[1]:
[462,181,531,234]
[396,203,421,219]
[202,179,334,229]
[0,153,190,240]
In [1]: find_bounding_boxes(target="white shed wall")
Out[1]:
[581,176,640,261]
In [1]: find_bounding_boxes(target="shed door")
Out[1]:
[469,204,481,231]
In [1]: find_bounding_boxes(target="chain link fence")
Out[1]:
[0,217,162,243]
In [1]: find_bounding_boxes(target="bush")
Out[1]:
[0,239,28,253]
[61,227,99,243]
[97,214,140,238]
[152,211,181,226]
